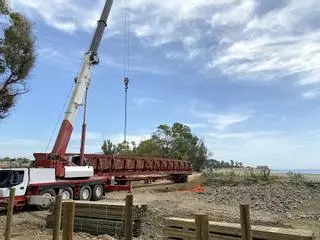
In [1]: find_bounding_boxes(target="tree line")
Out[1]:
[101,122,246,171]
[0,157,31,163]
[101,122,209,171]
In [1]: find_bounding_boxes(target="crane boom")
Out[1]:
[51,0,113,156]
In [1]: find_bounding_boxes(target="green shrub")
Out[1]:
[287,171,304,181]
[202,167,277,186]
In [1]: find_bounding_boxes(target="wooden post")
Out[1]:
[62,201,75,240]
[195,213,209,240]
[240,204,252,240]
[53,195,63,240]
[124,194,134,240]
[4,188,15,240]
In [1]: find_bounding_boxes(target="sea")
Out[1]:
[271,169,320,175]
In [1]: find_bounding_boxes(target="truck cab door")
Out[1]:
[10,169,28,196]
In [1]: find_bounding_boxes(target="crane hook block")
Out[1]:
[124,77,129,90]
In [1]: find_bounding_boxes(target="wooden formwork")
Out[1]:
[165,217,315,240]
[46,200,147,238]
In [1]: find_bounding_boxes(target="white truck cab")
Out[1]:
[0,168,29,198]
[0,168,56,198]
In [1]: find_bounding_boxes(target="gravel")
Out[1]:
[200,181,320,216]
[1,180,320,240]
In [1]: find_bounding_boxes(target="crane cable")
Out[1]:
[123,0,130,145]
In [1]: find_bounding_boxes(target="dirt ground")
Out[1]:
[1,173,320,240]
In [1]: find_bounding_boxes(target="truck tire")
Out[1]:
[182,175,188,183]
[58,187,73,200]
[37,189,56,210]
[79,185,92,201]
[91,184,104,201]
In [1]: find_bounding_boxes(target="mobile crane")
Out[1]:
[0,0,192,210]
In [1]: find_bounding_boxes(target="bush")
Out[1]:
[287,171,304,181]
[202,167,277,186]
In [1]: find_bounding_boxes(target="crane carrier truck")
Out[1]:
[0,0,192,210]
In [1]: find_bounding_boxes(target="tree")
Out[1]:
[100,123,211,171]
[102,139,138,156]
[101,139,116,155]
[152,124,173,157]
[150,122,209,171]
[230,159,234,167]
[115,141,132,155]
[0,0,36,119]
[190,140,208,171]
[136,139,161,157]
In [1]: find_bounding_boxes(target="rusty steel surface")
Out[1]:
[34,153,192,178]
[65,153,192,176]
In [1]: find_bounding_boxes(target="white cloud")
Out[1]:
[209,113,252,131]
[211,0,257,26]
[208,0,320,85]
[102,55,172,75]
[185,123,207,129]
[192,109,253,131]
[133,97,165,106]
[298,72,320,85]
[206,131,280,140]
[301,89,320,99]
[12,0,320,90]
[38,47,69,61]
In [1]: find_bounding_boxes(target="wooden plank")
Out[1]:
[53,195,62,240]
[49,201,147,222]
[195,214,201,240]
[240,204,252,240]
[4,188,15,240]
[165,218,315,240]
[165,228,240,240]
[195,214,209,240]
[62,201,75,240]
[124,194,134,240]
[46,216,142,237]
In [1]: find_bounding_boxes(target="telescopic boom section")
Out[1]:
[51,0,113,157]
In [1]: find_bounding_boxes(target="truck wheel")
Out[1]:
[59,187,73,200]
[182,175,188,183]
[37,189,56,210]
[92,184,104,201]
[79,185,92,201]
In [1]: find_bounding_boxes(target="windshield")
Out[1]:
[0,170,24,188]
[0,170,11,188]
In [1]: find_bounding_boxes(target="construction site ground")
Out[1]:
[1,173,320,240]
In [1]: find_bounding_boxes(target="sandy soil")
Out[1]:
[0,173,320,240]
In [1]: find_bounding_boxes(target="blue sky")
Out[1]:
[1,0,320,169]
